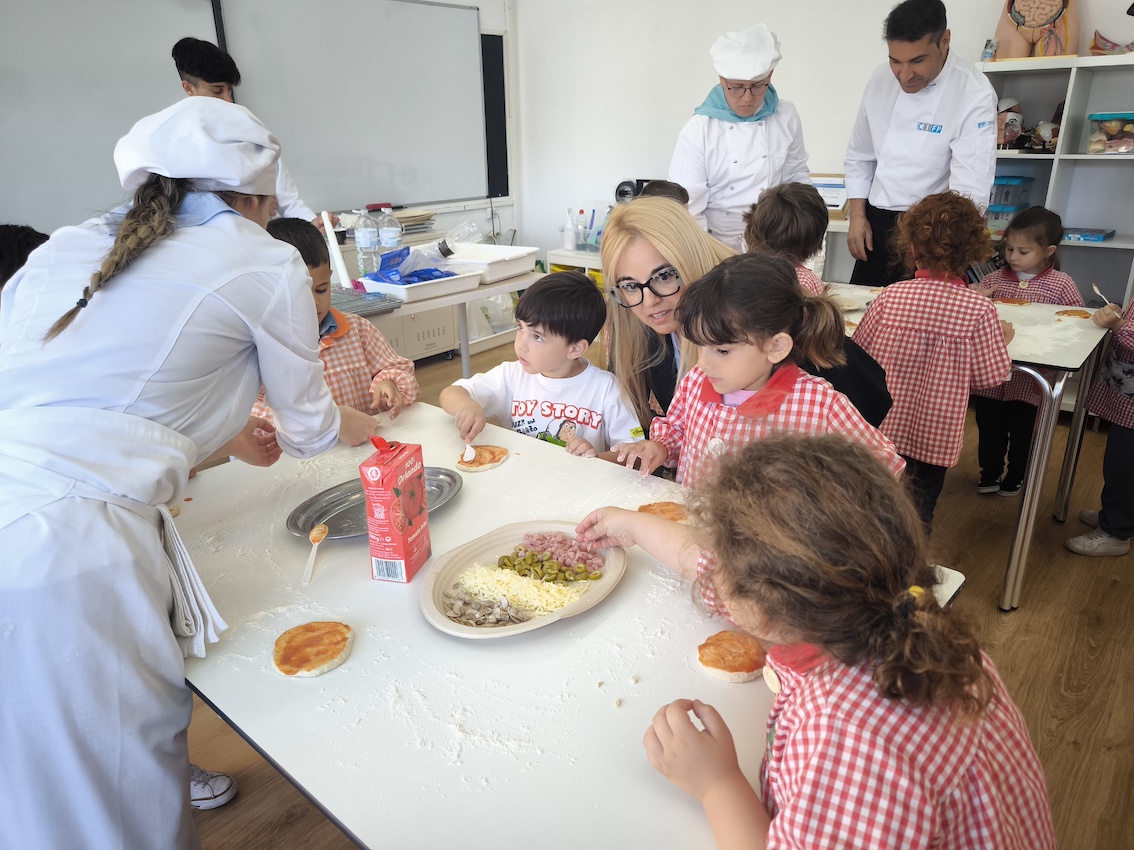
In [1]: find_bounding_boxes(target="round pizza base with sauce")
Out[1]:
[273,621,353,677]
[994,297,1031,306]
[457,445,510,472]
[637,501,688,522]
[697,630,767,683]
[1055,309,1091,319]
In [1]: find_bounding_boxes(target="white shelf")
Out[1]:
[469,327,516,355]
[1060,154,1134,162]
[978,53,1134,73]
[996,152,1055,160]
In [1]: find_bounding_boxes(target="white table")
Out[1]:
[832,284,1109,610]
[177,404,773,849]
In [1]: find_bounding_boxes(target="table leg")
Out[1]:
[456,304,471,379]
[1052,341,1105,522]
[1000,365,1065,611]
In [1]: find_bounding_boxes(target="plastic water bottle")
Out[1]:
[376,207,404,249]
[575,209,588,251]
[562,207,576,250]
[421,220,483,261]
[353,209,380,276]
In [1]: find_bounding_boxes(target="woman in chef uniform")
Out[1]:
[668,23,811,251]
[0,97,377,848]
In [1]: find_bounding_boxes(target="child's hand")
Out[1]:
[1000,319,1015,345]
[229,416,283,468]
[614,440,668,477]
[971,280,997,298]
[643,699,742,802]
[575,507,643,550]
[565,436,598,458]
[453,403,486,444]
[371,380,406,419]
[1093,304,1124,329]
[337,405,379,446]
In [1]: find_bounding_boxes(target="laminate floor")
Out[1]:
[191,346,1134,849]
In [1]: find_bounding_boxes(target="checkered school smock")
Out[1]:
[1087,300,1134,429]
[795,264,825,296]
[852,272,1012,467]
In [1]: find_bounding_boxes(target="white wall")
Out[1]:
[509,0,1134,258]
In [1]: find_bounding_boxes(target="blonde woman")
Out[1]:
[601,196,734,435]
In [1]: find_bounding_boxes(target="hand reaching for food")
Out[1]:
[452,403,487,444]
[614,439,668,476]
[575,507,642,550]
[643,699,742,801]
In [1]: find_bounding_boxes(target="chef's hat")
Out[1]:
[114,97,280,195]
[711,23,781,80]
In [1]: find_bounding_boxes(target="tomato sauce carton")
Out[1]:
[358,437,432,582]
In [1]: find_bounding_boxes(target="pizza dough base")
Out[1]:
[1055,309,1091,319]
[829,294,859,313]
[697,630,766,683]
[994,297,1031,306]
[273,621,354,677]
[456,445,510,472]
[637,501,688,522]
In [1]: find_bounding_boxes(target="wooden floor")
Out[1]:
[191,345,1134,850]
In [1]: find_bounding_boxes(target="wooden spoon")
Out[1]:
[302,523,329,585]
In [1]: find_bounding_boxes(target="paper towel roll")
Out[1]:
[323,211,354,289]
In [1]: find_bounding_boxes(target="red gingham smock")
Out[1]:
[972,266,1083,406]
[649,364,905,490]
[252,307,419,425]
[795,264,825,296]
[852,272,1012,467]
[1086,300,1134,429]
[758,642,1057,849]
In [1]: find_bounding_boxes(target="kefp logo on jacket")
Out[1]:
[916,122,943,134]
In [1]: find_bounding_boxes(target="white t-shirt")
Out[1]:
[669,100,811,250]
[844,50,997,212]
[453,360,644,453]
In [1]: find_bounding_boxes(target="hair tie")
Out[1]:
[75,298,89,309]
[908,585,925,599]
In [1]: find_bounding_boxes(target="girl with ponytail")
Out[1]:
[576,432,1056,849]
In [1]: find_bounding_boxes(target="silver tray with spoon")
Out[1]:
[286,467,463,540]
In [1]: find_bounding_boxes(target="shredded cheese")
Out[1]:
[456,564,589,615]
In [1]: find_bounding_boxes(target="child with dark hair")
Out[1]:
[576,432,1055,849]
[617,253,903,487]
[637,180,691,206]
[742,182,828,294]
[440,271,643,456]
[971,205,1082,496]
[853,191,1013,531]
[252,218,418,424]
[0,224,49,288]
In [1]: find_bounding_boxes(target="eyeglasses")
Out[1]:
[609,266,681,307]
[724,81,770,98]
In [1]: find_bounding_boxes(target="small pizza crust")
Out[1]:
[457,444,509,472]
[829,294,859,313]
[845,319,859,330]
[1055,308,1091,319]
[166,503,181,518]
[697,630,766,683]
[994,297,1031,306]
[638,501,688,522]
[273,621,353,677]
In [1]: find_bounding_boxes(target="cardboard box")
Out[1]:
[811,173,848,220]
[359,437,432,582]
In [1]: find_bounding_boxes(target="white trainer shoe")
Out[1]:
[1079,509,1100,528]
[1065,527,1131,557]
[189,763,238,810]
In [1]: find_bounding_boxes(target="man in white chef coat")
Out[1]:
[172,37,336,233]
[669,24,811,251]
[844,0,997,285]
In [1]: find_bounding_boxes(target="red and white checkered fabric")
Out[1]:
[252,308,418,425]
[853,273,1012,466]
[795,264,825,296]
[1087,300,1134,429]
[650,364,905,490]
[972,267,1083,405]
[759,644,1057,849]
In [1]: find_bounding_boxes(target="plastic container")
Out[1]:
[1087,112,1134,154]
[990,176,1034,207]
[985,204,1027,237]
[356,268,482,302]
[443,244,539,282]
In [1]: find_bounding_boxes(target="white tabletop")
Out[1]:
[830,282,1108,371]
[178,403,773,849]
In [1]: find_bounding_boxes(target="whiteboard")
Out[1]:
[0,0,218,233]
[225,0,487,213]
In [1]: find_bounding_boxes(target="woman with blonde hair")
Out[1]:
[601,196,734,433]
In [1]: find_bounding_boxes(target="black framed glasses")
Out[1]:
[609,266,681,308]
[724,81,770,98]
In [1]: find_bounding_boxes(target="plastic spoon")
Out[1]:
[462,444,476,463]
[302,523,329,585]
[1092,283,1119,319]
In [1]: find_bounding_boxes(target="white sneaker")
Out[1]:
[1080,509,1100,528]
[189,763,238,810]
[1065,527,1131,557]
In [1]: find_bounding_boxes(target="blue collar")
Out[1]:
[318,310,339,338]
[105,192,239,230]
[694,84,779,123]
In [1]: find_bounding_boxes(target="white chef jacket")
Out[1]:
[276,155,317,222]
[844,50,997,212]
[669,100,811,250]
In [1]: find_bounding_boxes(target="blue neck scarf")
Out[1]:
[694,84,779,123]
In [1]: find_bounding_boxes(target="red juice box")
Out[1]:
[358,437,432,582]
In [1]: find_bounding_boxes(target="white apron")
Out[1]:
[0,406,226,850]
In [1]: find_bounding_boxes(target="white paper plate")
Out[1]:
[419,520,626,639]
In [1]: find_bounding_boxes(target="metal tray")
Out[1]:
[286,467,462,540]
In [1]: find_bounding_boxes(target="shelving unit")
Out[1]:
[977,53,1134,309]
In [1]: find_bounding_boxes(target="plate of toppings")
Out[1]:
[419,520,626,639]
